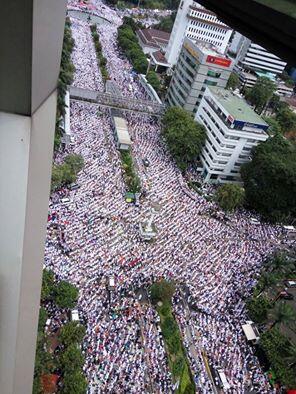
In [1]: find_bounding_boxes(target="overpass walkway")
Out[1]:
[69,86,166,117]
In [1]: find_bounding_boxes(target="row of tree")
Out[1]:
[117,17,148,74]
[51,153,84,192]
[120,150,141,193]
[34,269,87,393]
[90,24,109,81]
[55,17,75,151]
[150,281,195,393]
[246,251,296,388]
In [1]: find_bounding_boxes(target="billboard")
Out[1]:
[184,42,200,61]
[206,55,232,68]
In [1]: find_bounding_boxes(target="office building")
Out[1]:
[238,70,293,97]
[233,33,287,76]
[195,86,269,183]
[165,0,232,66]
[167,37,233,113]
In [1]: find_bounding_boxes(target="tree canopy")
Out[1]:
[64,154,84,175]
[241,134,296,222]
[51,153,84,191]
[117,20,148,74]
[55,18,75,150]
[153,13,176,32]
[146,70,161,93]
[226,72,240,90]
[60,344,85,374]
[54,281,79,309]
[162,107,206,171]
[62,370,87,394]
[245,76,276,114]
[276,105,296,134]
[41,269,56,302]
[150,280,175,305]
[215,183,245,212]
[60,321,86,348]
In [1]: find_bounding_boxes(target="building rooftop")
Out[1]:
[136,28,170,49]
[194,40,228,56]
[151,50,170,66]
[208,86,268,126]
[113,116,131,145]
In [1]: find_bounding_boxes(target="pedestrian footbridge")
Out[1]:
[69,86,166,117]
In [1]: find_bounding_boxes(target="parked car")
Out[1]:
[69,183,80,191]
[279,291,294,300]
[285,280,296,288]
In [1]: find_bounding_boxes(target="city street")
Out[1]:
[44,1,288,392]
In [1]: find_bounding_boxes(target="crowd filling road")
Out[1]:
[45,1,291,393]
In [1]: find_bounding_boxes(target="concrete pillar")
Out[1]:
[0,92,57,393]
[0,1,66,393]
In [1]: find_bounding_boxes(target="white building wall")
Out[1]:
[237,38,287,75]
[195,88,268,183]
[165,0,232,66]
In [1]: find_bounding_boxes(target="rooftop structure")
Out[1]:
[112,116,131,151]
[136,28,170,55]
[209,86,268,125]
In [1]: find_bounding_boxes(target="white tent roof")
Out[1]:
[242,323,258,341]
[114,117,131,145]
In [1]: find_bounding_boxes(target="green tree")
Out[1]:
[60,321,86,348]
[286,343,296,369]
[64,154,84,175]
[269,302,296,330]
[245,76,276,114]
[226,72,240,90]
[260,328,296,388]
[266,253,294,275]
[146,70,161,92]
[60,344,84,374]
[246,295,272,324]
[62,370,87,394]
[38,307,48,333]
[276,106,296,134]
[241,134,296,221]
[150,280,175,304]
[215,183,245,212]
[54,281,79,309]
[263,117,282,135]
[162,107,206,171]
[269,94,281,113]
[41,269,56,302]
[154,13,176,32]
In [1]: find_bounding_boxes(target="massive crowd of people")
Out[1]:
[45,1,290,392]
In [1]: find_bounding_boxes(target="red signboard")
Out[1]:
[206,55,232,68]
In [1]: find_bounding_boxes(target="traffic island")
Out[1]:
[149,281,196,394]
